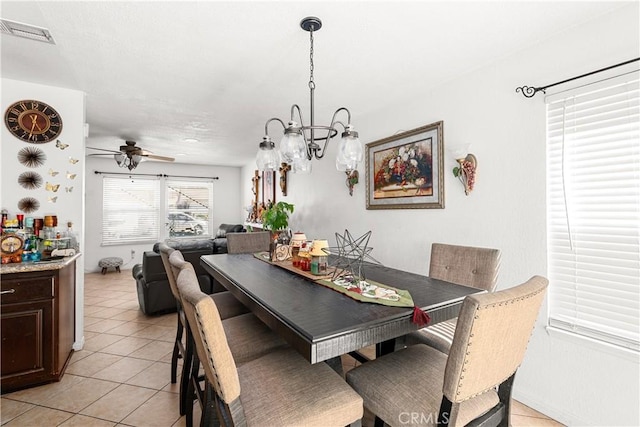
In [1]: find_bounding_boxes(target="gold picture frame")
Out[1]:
[366,121,444,209]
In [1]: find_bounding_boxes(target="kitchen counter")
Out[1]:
[0,253,81,275]
[1,254,79,393]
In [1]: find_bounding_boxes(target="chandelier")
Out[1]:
[256,17,363,174]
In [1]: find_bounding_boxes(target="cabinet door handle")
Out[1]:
[1,289,16,295]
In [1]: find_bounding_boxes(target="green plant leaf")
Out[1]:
[261,201,294,231]
[453,166,460,177]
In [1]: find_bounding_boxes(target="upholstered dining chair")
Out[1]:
[405,243,501,353]
[346,275,548,427]
[159,243,249,386]
[169,252,289,426]
[161,246,277,417]
[226,230,271,254]
[177,262,364,427]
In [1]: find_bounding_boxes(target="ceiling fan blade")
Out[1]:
[87,147,120,154]
[144,154,175,162]
[87,153,117,157]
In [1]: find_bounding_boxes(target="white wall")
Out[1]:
[83,156,243,272]
[241,4,639,426]
[1,78,86,350]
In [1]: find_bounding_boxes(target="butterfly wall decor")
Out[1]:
[69,157,79,164]
[67,172,77,180]
[48,168,59,177]
[56,140,69,150]
[48,196,58,203]
[65,186,74,193]
[46,182,60,192]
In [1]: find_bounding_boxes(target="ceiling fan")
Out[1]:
[87,140,175,170]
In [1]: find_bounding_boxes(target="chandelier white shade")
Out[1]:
[335,125,363,172]
[256,17,362,174]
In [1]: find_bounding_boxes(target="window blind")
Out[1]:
[546,71,640,351]
[102,176,160,245]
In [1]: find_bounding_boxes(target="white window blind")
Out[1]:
[102,176,160,245]
[546,71,640,352]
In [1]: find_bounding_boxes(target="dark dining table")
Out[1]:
[200,253,483,364]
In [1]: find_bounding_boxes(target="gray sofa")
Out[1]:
[132,224,244,315]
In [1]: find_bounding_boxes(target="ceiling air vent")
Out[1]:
[0,18,55,44]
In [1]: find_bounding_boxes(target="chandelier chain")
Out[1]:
[309,27,315,90]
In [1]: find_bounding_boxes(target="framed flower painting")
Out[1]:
[366,121,444,209]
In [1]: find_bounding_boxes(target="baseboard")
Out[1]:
[73,335,85,351]
[512,389,582,426]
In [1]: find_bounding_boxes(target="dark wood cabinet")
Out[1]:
[1,260,76,393]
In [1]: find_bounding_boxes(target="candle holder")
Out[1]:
[290,232,307,268]
[309,240,330,275]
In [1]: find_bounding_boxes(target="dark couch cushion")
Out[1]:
[215,223,245,238]
[212,238,228,254]
[142,250,170,283]
[134,248,214,315]
[152,239,214,253]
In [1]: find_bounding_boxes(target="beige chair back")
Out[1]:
[443,275,548,403]
[429,243,501,291]
[168,249,188,285]
[226,231,271,254]
[158,242,180,300]
[176,263,241,405]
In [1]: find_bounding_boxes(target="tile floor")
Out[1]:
[1,270,564,426]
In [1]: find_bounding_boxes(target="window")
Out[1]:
[102,176,214,245]
[102,176,160,245]
[166,180,213,237]
[546,71,639,352]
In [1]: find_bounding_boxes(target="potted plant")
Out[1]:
[261,201,294,237]
[261,201,294,260]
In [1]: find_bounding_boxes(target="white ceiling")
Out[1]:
[1,1,626,167]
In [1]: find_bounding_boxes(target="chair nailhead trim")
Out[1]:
[453,285,545,402]
[477,287,546,310]
[194,310,225,397]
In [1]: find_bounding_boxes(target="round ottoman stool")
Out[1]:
[99,257,123,274]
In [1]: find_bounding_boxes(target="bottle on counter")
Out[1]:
[66,222,78,251]
[1,208,8,232]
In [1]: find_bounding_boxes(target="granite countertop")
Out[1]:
[0,253,82,274]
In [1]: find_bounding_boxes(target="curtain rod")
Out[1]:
[94,171,219,180]
[516,57,639,98]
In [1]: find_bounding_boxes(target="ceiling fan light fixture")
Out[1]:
[88,140,175,169]
[114,153,125,167]
[128,154,142,170]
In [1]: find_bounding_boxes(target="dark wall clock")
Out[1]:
[4,99,63,143]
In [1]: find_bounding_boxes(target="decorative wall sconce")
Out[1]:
[449,145,476,195]
[345,170,359,196]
